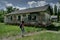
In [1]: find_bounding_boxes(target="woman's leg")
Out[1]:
[21,28,25,37]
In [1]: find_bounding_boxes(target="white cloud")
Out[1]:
[15,6,26,10]
[6,4,26,10]
[28,1,37,8]
[3,1,26,10]
[6,3,13,7]
[3,6,26,10]
[28,1,48,8]
[56,2,60,9]
[3,8,7,11]
[50,3,55,8]
[2,1,26,10]
[37,1,48,6]
[2,1,14,7]
[50,3,54,6]
[28,1,36,5]
[20,7,26,10]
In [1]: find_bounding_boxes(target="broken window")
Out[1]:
[28,15,36,21]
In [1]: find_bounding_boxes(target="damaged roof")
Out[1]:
[6,4,50,15]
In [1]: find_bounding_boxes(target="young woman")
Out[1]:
[20,21,25,37]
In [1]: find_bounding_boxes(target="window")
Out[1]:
[10,16,12,21]
[32,16,36,20]
[23,14,26,17]
[28,15,36,20]
[18,16,21,21]
[28,15,31,20]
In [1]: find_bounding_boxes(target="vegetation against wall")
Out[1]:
[0,6,19,22]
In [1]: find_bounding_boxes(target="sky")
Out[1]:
[0,0,59,10]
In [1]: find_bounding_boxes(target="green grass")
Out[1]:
[0,23,60,40]
[16,32,60,40]
[0,23,41,38]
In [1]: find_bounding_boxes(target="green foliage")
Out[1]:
[0,10,5,22]
[6,6,19,13]
[6,6,13,13]
[0,16,4,22]
[58,9,60,15]
[0,6,19,22]
[48,5,53,15]
[54,5,57,15]
[0,23,41,38]
[57,9,60,21]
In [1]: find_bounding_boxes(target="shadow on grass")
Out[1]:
[6,23,60,31]
[46,25,59,31]
[27,25,60,31]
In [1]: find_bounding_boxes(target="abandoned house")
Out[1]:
[4,5,52,26]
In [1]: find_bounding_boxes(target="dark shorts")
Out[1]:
[21,28,25,33]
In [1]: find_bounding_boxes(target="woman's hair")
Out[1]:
[22,21,24,23]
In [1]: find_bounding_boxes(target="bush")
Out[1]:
[0,16,4,22]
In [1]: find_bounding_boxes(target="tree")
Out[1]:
[6,6,13,13]
[47,5,53,15]
[54,5,57,15]
[58,9,60,15]
[12,8,19,11]
[57,8,60,21]
[6,6,19,13]
[0,6,19,22]
[0,10,6,22]
[57,1,60,22]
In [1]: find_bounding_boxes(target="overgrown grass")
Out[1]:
[0,23,42,38]
[16,32,60,40]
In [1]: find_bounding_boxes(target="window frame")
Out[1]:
[28,15,36,21]
[17,15,21,21]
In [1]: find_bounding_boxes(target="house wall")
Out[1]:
[4,11,51,25]
[25,12,40,25]
[4,15,14,23]
[4,16,8,23]
[38,11,51,25]
[4,13,29,24]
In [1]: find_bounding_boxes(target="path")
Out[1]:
[0,30,60,40]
